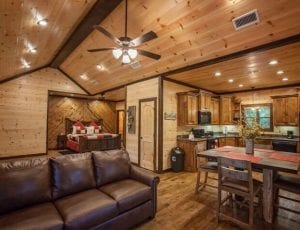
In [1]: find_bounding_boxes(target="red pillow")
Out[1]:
[90,120,99,129]
[73,120,85,130]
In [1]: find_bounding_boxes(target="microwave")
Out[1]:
[198,111,211,125]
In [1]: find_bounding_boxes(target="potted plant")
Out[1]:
[238,119,261,154]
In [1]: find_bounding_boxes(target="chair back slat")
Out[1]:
[219,157,248,169]
[220,167,249,182]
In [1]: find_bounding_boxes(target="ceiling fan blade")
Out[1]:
[87,48,114,52]
[131,31,158,47]
[137,49,161,60]
[93,25,121,46]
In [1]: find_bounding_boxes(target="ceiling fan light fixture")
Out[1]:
[128,48,138,59]
[112,48,122,59]
[122,53,131,64]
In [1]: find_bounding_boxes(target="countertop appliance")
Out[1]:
[272,140,297,153]
[287,131,294,139]
[192,128,205,138]
[198,111,211,125]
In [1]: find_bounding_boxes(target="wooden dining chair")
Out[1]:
[274,174,300,215]
[254,144,272,150]
[216,157,263,229]
[195,145,218,193]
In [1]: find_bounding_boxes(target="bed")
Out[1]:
[65,118,121,152]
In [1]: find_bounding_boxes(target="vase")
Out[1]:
[245,138,254,154]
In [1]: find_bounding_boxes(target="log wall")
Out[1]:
[48,96,116,149]
[0,68,85,158]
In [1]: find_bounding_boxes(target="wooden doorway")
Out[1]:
[116,110,125,144]
[138,98,157,171]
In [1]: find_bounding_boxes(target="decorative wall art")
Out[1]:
[127,106,136,134]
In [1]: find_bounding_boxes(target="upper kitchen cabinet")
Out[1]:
[199,92,211,111]
[177,92,198,126]
[211,97,220,124]
[220,96,233,124]
[272,95,299,126]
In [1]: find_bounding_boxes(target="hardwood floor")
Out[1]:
[138,171,300,230]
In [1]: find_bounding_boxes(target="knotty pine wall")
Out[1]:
[0,68,86,158]
[48,96,116,149]
[126,78,159,167]
[163,80,195,170]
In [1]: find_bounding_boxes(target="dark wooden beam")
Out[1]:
[158,76,164,173]
[57,68,92,95]
[0,65,48,85]
[50,0,122,68]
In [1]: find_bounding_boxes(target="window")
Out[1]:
[242,103,273,131]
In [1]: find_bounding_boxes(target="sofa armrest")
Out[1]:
[130,165,160,186]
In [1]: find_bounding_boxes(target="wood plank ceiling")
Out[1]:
[0,0,96,81]
[59,0,300,95]
[169,42,300,93]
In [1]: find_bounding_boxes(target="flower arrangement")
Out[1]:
[238,119,261,140]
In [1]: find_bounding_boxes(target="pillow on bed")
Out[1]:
[73,120,86,134]
[85,126,94,135]
[90,120,101,133]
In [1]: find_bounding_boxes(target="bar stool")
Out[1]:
[274,174,300,215]
[216,157,263,229]
[195,145,218,193]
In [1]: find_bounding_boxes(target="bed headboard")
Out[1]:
[65,118,103,134]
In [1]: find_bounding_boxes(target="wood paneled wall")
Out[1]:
[126,78,159,166]
[116,101,125,110]
[48,96,116,149]
[162,80,195,170]
[0,68,86,158]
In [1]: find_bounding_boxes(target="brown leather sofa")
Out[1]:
[0,149,159,230]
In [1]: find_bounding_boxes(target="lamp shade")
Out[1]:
[112,48,122,59]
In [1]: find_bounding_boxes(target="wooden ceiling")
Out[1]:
[0,0,96,81]
[169,42,300,93]
[60,0,300,95]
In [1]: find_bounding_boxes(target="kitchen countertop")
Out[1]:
[177,135,300,142]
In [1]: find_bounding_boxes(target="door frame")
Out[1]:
[116,109,125,145]
[138,97,157,171]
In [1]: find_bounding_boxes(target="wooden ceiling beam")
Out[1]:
[50,0,122,68]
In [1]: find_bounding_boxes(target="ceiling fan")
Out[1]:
[87,0,161,64]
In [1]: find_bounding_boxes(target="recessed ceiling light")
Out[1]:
[29,47,37,53]
[228,79,234,83]
[282,77,288,81]
[80,74,88,80]
[96,64,103,70]
[276,70,284,75]
[37,19,48,26]
[239,84,244,87]
[21,59,30,68]
[269,60,278,65]
[214,71,221,77]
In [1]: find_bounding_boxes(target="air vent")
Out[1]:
[232,9,259,30]
[130,60,141,69]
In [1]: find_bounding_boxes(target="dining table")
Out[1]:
[196,146,300,224]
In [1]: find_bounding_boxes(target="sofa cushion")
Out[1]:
[54,189,118,230]
[0,202,63,230]
[51,152,96,199]
[100,179,152,213]
[93,149,131,187]
[0,156,51,215]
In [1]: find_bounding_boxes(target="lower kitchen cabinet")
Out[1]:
[218,137,238,147]
[177,140,207,172]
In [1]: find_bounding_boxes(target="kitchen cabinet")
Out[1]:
[272,95,298,126]
[211,97,220,124]
[177,92,198,126]
[220,96,233,124]
[177,140,207,172]
[218,137,238,147]
[199,92,211,110]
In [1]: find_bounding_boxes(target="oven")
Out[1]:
[272,140,297,153]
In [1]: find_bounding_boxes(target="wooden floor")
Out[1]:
[138,171,300,230]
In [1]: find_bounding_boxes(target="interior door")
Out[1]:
[139,99,156,171]
[117,110,125,141]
